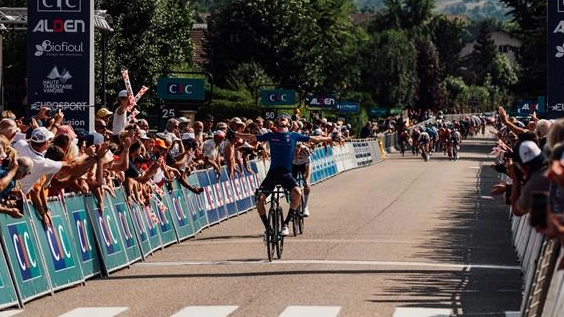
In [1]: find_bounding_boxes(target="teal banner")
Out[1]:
[149,193,177,247]
[64,194,101,279]
[129,201,159,256]
[157,77,206,101]
[29,199,84,291]
[0,203,51,303]
[0,242,18,309]
[260,89,297,107]
[108,194,142,265]
[84,195,129,274]
[336,101,360,114]
[167,181,196,241]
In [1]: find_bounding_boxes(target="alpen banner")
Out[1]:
[27,0,94,131]
[548,0,564,118]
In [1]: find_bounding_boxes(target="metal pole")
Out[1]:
[101,32,107,107]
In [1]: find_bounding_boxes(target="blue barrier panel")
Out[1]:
[129,201,160,256]
[63,194,101,279]
[326,147,338,176]
[238,169,255,212]
[219,167,238,217]
[186,172,208,231]
[166,181,195,241]
[207,168,229,221]
[28,199,84,291]
[149,194,177,247]
[311,148,323,183]
[109,195,142,264]
[231,172,249,213]
[0,203,51,304]
[84,195,129,274]
[0,239,19,309]
[197,169,220,225]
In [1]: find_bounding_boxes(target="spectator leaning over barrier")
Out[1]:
[0,157,33,219]
[202,130,225,177]
[510,136,550,217]
[235,113,334,237]
[13,127,101,226]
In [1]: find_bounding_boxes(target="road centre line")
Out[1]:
[136,259,521,271]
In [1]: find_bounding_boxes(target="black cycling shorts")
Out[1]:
[292,163,309,179]
[259,167,298,195]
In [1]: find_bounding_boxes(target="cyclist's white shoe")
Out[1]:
[280,225,290,236]
[302,206,310,217]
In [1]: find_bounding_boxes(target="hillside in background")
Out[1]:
[355,0,511,21]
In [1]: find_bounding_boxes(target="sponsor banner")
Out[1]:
[0,241,18,309]
[168,185,196,240]
[149,194,177,247]
[219,167,238,217]
[113,188,152,258]
[234,170,254,213]
[63,194,101,278]
[27,0,94,131]
[548,0,564,118]
[0,202,51,304]
[108,197,142,264]
[196,169,220,225]
[183,174,207,232]
[27,199,84,291]
[207,169,228,221]
[84,195,129,274]
[129,201,160,256]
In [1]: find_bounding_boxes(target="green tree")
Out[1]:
[428,15,467,78]
[95,0,194,108]
[498,0,546,97]
[469,20,497,85]
[414,36,445,110]
[359,29,417,108]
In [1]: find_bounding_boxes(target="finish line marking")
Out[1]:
[136,259,520,271]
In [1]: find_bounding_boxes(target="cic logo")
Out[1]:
[38,0,81,12]
[115,204,135,248]
[172,196,188,227]
[8,223,41,281]
[72,211,94,262]
[45,217,75,271]
[97,213,121,255]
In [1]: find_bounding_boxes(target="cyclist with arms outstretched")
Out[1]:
[236,114,333,236]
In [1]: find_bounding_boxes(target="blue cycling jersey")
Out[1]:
[257,132,310,172]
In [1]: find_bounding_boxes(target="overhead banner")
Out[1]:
[27,0,95,131]
[260,89,297,108]
[548,1,564,118]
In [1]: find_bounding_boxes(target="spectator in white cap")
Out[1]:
[510,137,549,216]
[112,90,132,136]
[178,117,190,133]
[13,127,104,226]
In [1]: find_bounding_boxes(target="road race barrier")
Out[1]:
[0,139,383,308]
[509,204,564,316]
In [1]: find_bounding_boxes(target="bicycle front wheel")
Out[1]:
[276,206,284,259]
[267,208,275,262]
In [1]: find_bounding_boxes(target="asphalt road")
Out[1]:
[5,134,523,317]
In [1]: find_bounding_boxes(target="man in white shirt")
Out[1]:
[13,127,102,225]
[112,90,131,135]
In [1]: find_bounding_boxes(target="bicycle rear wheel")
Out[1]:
[275,206,284,259]
[266,208,275,262]
[297,195,305,234]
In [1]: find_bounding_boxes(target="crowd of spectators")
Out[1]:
[0,90,354,227]
[488,106,564,269]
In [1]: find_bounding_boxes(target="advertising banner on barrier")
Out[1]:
[28,200,84,291]
[219,167,238,217]
[63,194,101,278]
[0,205,51,303]
[129,201,159,256]
[84,195,129,274]
[185,173,208,231]
[109,195,142,265]
[196,169,220,224]
[149,193,177,247]
[0,242,19,309]
[167,182,196,241]
[208,168,229,221]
